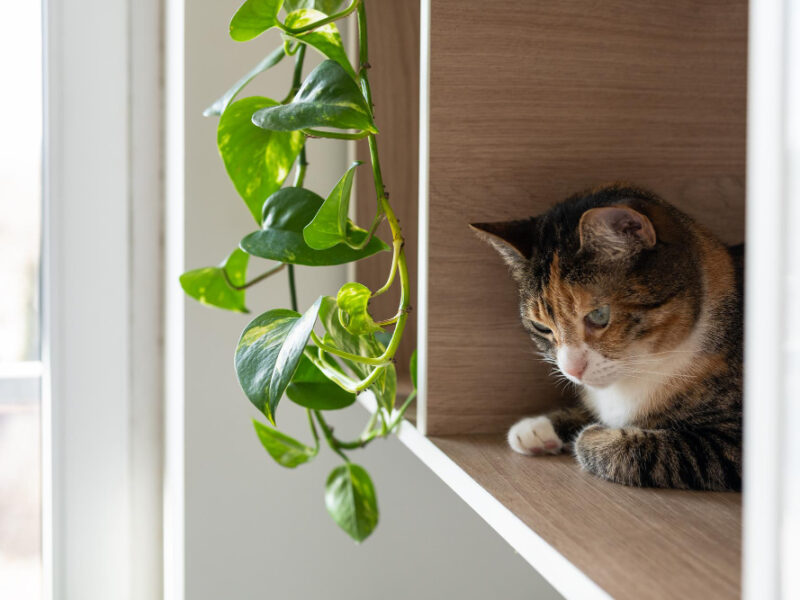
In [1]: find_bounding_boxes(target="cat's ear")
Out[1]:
[578,205,656,259]
[470,219,534,275]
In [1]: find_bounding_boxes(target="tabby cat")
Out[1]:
[471,184,743,491]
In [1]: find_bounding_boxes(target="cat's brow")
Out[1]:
[541,299,556,322]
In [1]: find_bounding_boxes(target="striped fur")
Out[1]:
[473,185,743,491]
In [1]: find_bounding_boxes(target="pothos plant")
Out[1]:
[180,0,416,542]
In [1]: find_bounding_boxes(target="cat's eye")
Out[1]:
[530,321,552,335]
[585,305,611,328]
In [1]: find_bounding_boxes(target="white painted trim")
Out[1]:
[43,0,164,597]
[416,0,431,435]
[129,0,166,596]
[164,0,185,596]
[356,394,609,600]
[742,0,789,598]
[44,0,133,593]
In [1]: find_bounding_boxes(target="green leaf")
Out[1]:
[336,282,382,335]
[253,419,317,468]
[179,248,250,313]
[252,60,377,133]
[325,463,379,542]
[235,297,322,423]
[230,0,284,41]
[283,9,356,79]
[240,187,389,265]
[218,96,304,224]
[284,0,345,14]
[286,354,357,410]
[303,161,361,250]
[319,297,397,410]
[410,349,418,389]
[204,46,286,117]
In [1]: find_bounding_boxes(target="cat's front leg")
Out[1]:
[574,424,742,490]
[507,406,593,456]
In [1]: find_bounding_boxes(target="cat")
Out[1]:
[471,184,743,491]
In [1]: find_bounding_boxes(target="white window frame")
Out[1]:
[43,0,164,598]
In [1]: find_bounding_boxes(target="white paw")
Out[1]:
[507,416,564,456]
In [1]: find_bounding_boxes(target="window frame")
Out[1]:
[42,0,164,597]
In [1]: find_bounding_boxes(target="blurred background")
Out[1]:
[0,1,43,598]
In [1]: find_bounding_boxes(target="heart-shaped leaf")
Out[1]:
[336,282,382,335]
[240,187,388,265]
[319,297,396,410]
[286,354,357,410]
[179,248,250,313]
[325,463,379,542]
[253,419,317,468]
[235,297,322,423]
[230,0,284,41]
[218,96,304,224]
[204,46,286,117]
[303,161,361,250]
[283,0,346,14]
[283,9,356,79]
[252,60,376,133]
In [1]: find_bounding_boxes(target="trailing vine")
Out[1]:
[180,0,415,541]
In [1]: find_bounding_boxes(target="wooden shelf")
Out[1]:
[386,409,741,600]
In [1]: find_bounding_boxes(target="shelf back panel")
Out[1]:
[426,0,747,434]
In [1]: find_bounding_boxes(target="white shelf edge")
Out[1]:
[357,394,611,600]
[416,0,431,436]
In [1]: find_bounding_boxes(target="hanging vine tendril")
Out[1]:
[179,0,416,542]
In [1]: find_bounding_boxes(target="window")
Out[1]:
[0,1,43,599]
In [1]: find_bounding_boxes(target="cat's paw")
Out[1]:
[507,416,564,456]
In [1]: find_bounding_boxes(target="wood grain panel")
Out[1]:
[355,0,419,389]
[427,0,747,433]
[433,434,741,599]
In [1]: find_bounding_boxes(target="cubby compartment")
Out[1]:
[356,1,747,598]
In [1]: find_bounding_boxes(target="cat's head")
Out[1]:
[471,185,702,389]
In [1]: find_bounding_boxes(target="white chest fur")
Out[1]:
[583,380,658,428]
[582,319,708,428]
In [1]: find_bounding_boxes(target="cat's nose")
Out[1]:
[564,361,587,380]
[557,346,588,380]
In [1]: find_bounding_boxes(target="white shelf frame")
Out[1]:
[415,0,800,598]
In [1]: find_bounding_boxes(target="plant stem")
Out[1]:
[372,238,399,296]
[278,0,360,35]
[302,128,370,140]
[281,44,307,103]
[345,211,384,250]
[304,348,359,391]
[314,411,350,462]
[323,390,416,451]
[374,308,406,327]
[357,2,411,368]
[286,45,307,314]
[287,266,298,312]
[307,408,320,452]
[309,331,391,366]
[223,263,286,290]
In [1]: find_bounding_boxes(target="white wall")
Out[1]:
[183,3,561,598]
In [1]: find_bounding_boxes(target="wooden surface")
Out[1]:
[355,0,420,385]
[426,0,748,434]
[432,435,742,600]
